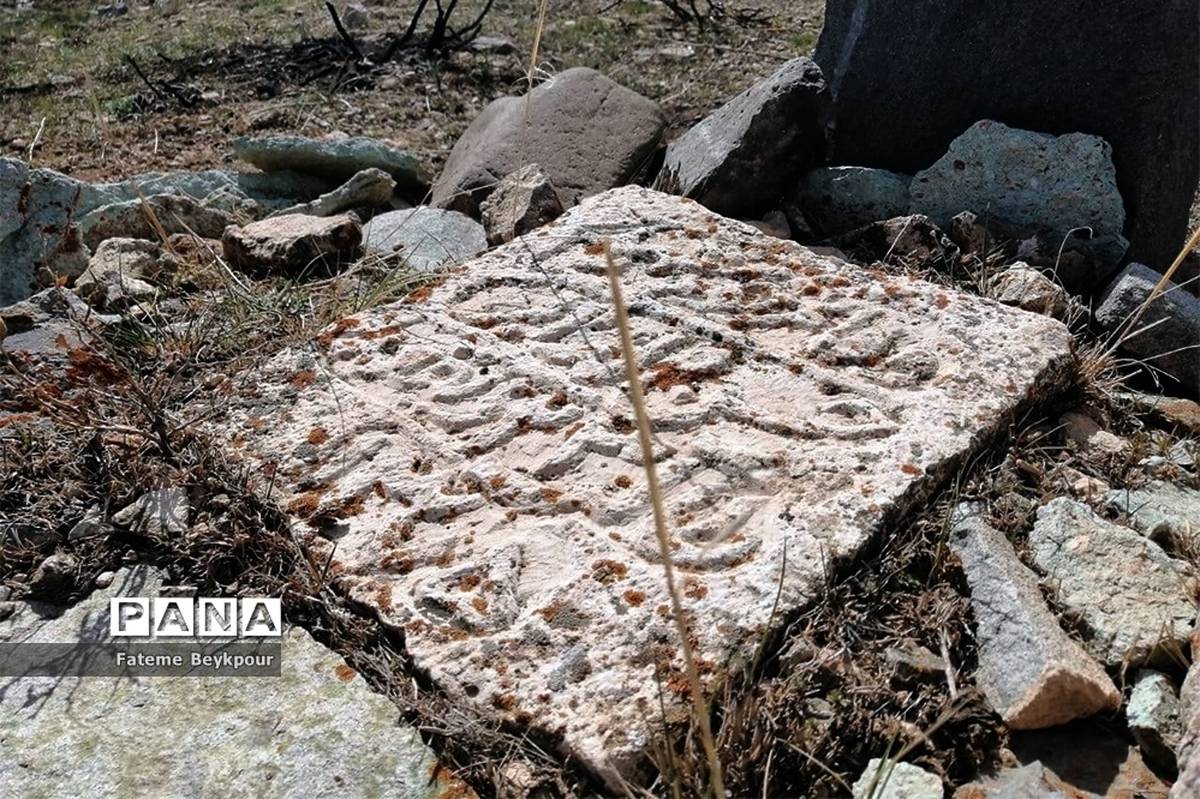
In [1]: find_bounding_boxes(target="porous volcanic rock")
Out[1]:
[814,0,1199,270]
[220,186,1073,786]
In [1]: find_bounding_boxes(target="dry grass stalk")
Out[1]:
[602,241,725,799]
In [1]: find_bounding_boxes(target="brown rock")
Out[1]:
[222,213,361,276]
[431,68,665,216]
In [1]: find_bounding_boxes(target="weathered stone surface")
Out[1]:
[1106,482,1200,548]
[655,57,831,217]
[0,566,464,799]
[909,121,1126,267]
[953,763,1069,799]
[233,135,429,202]
[796,166,912,237]
[223,213,361,276]
[990,265,1069,319]
[1127,669,1183,771]
[219,186,1073,785]
[431,68,665,215]
[1029,498,1195,667]
[814,0,1198,270]
[1178,625,1200,798]
[74,238,161,310]
[0,158,88,305]
[0,286,118,358]
[851,758,942,799]
[1095,263,1200,393]
[77,169,333,217]
[1006,725,1171,799]
[79,193,235,250]
[111,488,189,537]
[479,164,564,245]
[950,507,1120,729]
[277,168,396,217]
[362,207,487,272]
[1059,411,1129,461]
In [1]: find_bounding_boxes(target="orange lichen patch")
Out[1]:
[901,463,923,476]
[333,664,357,683]
[435,549,456,567]
[935,293,950,309]
[623,589,646,607]
[562,422,585,439]
[375,583,394,612]
[372,480,388,499]
[340,494,366,516]
[457,573,482,591]
[307,426,329,445]
[404,284,435,304]
[801,283,822,296]
[491,693,519,711]
[381,553,415,574]
[360,324,404,340]
[540,487,564,503]
[546,390,569,408]
[583,241,606,255]
[488,475,507,490]
[536,599,568,622]
[471,596,489,614]
[287,489,325,518]
[647,361,722,392]
[66,348,125,385]
[591,559,629,584]
[683,578,708,599]
[315,316,362,347]
[290,369,317,389]
[614,474,632,489]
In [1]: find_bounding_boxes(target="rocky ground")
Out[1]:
[2,2,1199,799]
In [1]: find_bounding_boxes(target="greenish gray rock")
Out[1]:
[233,135,428,203]
[111,487,189,537]
[0,566,463,799]
[950,506,1120,729]
[1127,668,1183,771]
[1095,262,1200,394]
[655,57,831,218]
[79,193,236,250]
[1029,498,1195,667]
[363,206,487,272]
[851,758,942,799]
[796,166,912,237]
[909,121,1128,278]
[275,168,396,217]
[1106,481,1200,548]
[77,169,334,217]
[0,158,89,305]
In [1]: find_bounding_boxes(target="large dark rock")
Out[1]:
[655,57,831,217]
[431,68,666,216]
[815,1,1199,271]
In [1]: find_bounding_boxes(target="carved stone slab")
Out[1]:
[222,187,1073,786]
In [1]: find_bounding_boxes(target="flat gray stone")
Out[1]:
[77,169,334,217]
[1095,262,1200,393]
[79,193,235,250]
[851,758,942,799]
[796,166,912,237]
[431,68,665,215]
[276,168,396,217]
[219,186,1073,786]
[1029,498,1195,667]
[0,566,462,799]
[951,507,1119,729]
[1105,481,1200,547]
[655,57,831,217]
[363,207,487,272]
[1127,668,1183,771]
[233,135,428,203]
[910,121,1127,274]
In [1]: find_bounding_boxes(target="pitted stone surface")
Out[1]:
[221,186,1073,786]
